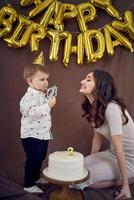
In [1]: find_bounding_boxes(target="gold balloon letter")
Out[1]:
[63,32,72,66]
[29,23,46,52]
[47,30,68,61]
[91,0,120,19]
[104,25,133,56]
[63,33,84,66]
[84,29,105,62]
[4,15,31,48]
[40,1,63,31]
[54,3,78,26]
[77,33,84,65]
[77,3,96,32]
[0,5,17,37]
[40,1,56,28]
[20,0,42,6]
[112,11,134,40]
[29,0,55,18]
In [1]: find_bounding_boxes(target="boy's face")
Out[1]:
[27,70,49,92]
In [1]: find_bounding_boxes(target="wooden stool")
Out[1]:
[42,170,90,200]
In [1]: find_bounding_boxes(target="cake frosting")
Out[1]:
[44,148,86,181]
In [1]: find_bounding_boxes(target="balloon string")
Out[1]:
[3,0,134,34]
[63,1,134,34]
[97,1,134,31]
[5,0,9,4]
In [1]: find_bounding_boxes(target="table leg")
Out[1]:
[49,185,83,200]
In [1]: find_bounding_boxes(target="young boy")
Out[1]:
[20,64,56,193]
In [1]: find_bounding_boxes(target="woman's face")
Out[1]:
[80,72,96,96]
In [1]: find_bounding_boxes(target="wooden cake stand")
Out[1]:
[42,169,90,200]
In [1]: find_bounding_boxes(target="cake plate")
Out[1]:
[42,168,90,200]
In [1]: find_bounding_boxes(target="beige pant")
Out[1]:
[78,150,134,189]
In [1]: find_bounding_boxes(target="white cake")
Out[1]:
[43,148,88,181]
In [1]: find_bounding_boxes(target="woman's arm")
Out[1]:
[90,131,102,154]
[111,135,131,199]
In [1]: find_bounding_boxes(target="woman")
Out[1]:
[79,69,134,199]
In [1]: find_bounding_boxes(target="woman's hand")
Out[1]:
[114,185,131,199]
[111,135,131,199]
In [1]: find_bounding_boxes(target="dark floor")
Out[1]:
[38,183,134,200]
[0,168,134,200]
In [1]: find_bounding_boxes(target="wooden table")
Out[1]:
[42,169,90,200]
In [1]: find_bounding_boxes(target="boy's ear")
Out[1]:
[27,77,32,85]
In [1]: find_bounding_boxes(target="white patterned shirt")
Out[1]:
[20,87,53,140]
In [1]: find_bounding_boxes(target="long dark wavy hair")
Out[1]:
[82,69,128,128]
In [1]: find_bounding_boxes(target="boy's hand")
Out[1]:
[45,86,58,99]
[48,97,56,109]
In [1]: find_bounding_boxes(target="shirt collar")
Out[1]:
[27,87,43,94]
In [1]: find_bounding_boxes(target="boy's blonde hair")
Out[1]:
[23,64,49,80]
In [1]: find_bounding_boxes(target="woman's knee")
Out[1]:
[89,180,117,189]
